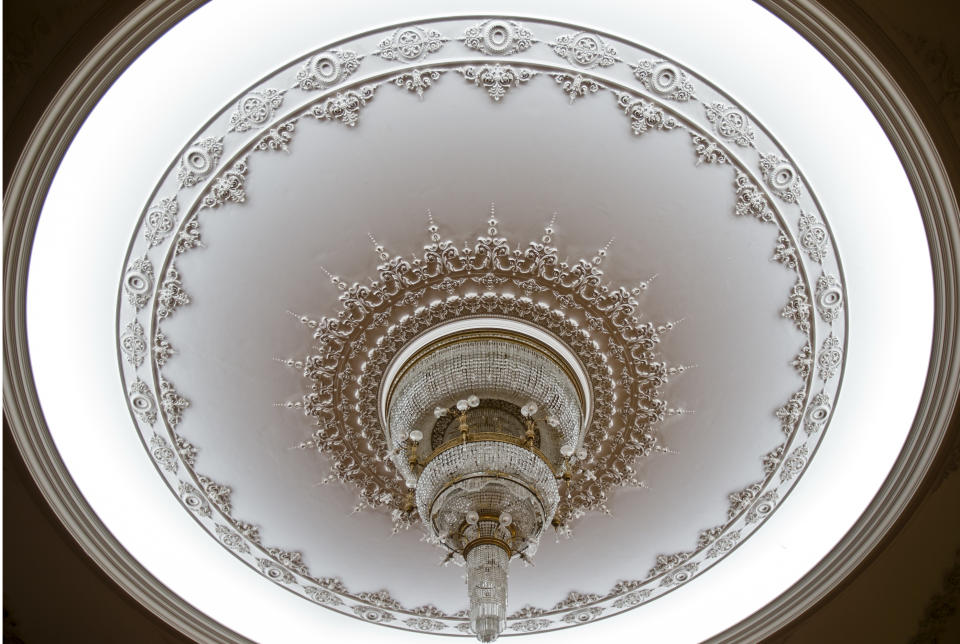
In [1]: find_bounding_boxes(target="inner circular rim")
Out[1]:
[378,315,595,442]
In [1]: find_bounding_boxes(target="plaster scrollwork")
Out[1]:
[552,591,602,610]
[295,50,361,91]
[745,490,779,524]
[304,586,344,606]
[158,377,189,428]
[373,26,447,62]
[510,619,553,633]
[705,530,742,558]
[255,120,297,153]
[704,102,756,147]
[612,589,652,608]
[462,19,535,56]
[615,92,679,136]
[200,157,248,209]
[776,390,806,435]
[267,548,310,576]
[128,378,157,425]
[815,273,844,323]
[805,392,832,435]
[120,320,147,368]
[179,481,212,518]
[631,59,696,101]
[153,329,175,367]
[690,134,729,165]
[817,334,842,381]
[562,607,605,624]
[549,31,619,69]
[352,605,395,623]
[308,85,377,127]
[660,562,699,588]
[772,231,799,270]
[124,255,154,310]
[508,605,546,620]
[197,474,232,514]
[780,445,809,482]
[759,153,803,203]
[390,69,444,99]
[156,265,190,320]
[228,89,285,133]
[551,72,604,104]
[762,444,786,475]
[144,197,179,248]
[727,481,764,519]
[798,211,830,263]
[174,215,204,256]
[734,171,776,224]
[258,559,296,585]
[781,278,812,334]
[458,64,536,102]
[177,136,223,188]
[403,617,447,632]
[149,433,177,473]
[792,342,813,380]
[215,524,251,554]
[176,434,197,467]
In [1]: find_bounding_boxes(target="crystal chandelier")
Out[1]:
[382,322,590,642]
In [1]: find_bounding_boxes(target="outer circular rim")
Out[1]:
[3,1,957,642]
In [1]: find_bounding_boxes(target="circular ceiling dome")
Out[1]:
[4,1,956,643]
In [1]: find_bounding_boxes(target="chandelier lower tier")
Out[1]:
[380,319,591,641]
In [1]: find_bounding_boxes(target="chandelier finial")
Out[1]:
[426,210,441,243]
[368,233,390,261]
[487,203,498,236]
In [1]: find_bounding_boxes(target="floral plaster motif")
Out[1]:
[462,19,535,56]
[459,64,536,101]
[114,17,847,635]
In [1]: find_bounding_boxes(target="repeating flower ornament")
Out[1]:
[632,59,695,101]
[373,26,447,61]
[817,334,842,381]
[815,273,844,323]
[510,618,553,632]
[123,255,154,310]
[304,585,344,606]
[295,50,361,90]
[562,607,604,624]
[759,153,803,203]
[352,605,395,623]
[143,196,179,248]
[257,558,296,585]
[391,69,444,99]
[128,378,157,425]
[549,31,619,68]
[120,320,147,368]
[462,19,535,56]
[745,490,779,524]
[177,136,223,188]
[149,433,177,473]
[459,64,536,102]
[805,392,832,435]
[309,85,377,127]
[704,102,755,147]
[798,211,830,263]
[228,89,285,132]
[615,92,679,135]
[178,481,212,518]
[551,72,604,104]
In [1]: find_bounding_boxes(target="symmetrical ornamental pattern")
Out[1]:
[115,16,846,636]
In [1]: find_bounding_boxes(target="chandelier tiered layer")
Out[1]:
[382,324,589,641]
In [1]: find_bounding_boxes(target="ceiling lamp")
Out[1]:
[383,325,588,641]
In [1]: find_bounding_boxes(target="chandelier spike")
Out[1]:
[368,233,390,261]
[426,209,441,243]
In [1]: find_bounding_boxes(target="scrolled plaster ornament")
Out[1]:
[458,64,536,102]
[762,444,785,475]
[228,89,284,133]
[562,607,604,624]
[817,334,842,381]
[128,378,157,425]
[660,562,699,587]
[552,591,602,610]
[197,474,232,514]
[462,19,535,56]
[373,26,447,61]
[153,330,174,367]
[124,255,154,310]
[704,102,755,147]
[177,136,223,188]
[815,273,844,323]
[776,389,805,436]
[304,586,344,606]
[690,133,729,165]
[805,392,832,435]
[215,524,250,554]
[255,119,297,153]
[705,530,741,558]
[391,69,443,99]
[149,433,177,473]
[295,50,361,91]
[352,605,395,623]
[772,231,799,270]
[174,215,204,256]
[759,153,803,203]
[781,278,812,334]
[631,59,695,101]
[727,480,763,519]
[157,265,190,320]
[120,320,147,368]
[798,211,829,263]
[792,342,813,379]
[510,619,553,633]
[159,377,189,428]
[780,445,809,482]
[615,92,679,135]
[178,480,212,518]
[549,31,619,68]
[144,196,178,248]
[403,617,447,631]
[734,171,775,223]
[310,85,377,127]
[257,558,296,585]
[175,434,197,467]
[745,490,779,524]
[612,589,652,608]
[551,72,603,104]
[201,157,248,209]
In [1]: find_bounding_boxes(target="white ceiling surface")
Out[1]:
[167,79,797,610]
[26,1,932,643]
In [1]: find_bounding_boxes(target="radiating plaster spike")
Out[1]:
[285,310,318,329]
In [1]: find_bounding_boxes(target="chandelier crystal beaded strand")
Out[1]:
[385,327,587,642]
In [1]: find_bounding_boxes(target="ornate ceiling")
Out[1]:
[5,1,957,643]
